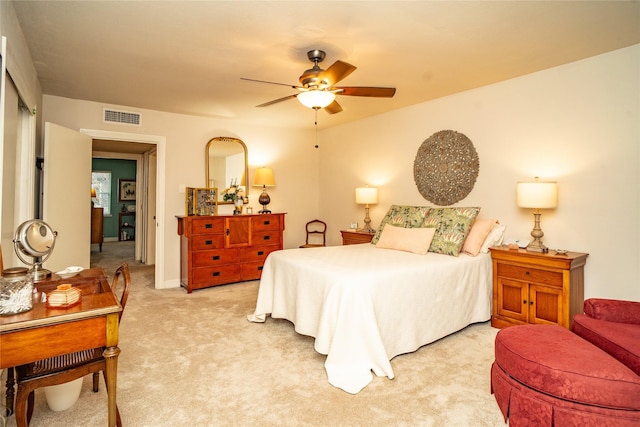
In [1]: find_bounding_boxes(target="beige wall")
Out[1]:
[320,45,640,300]
[42,96,319,286]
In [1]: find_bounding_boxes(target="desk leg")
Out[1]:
[5,367,15,416]
[103,346,120,427]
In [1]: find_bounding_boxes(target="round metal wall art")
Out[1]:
[413,130,479,206]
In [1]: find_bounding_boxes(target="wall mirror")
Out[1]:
[205,137,249,204]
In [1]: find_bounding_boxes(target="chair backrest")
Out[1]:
[111,262,131,320]
[305,220,327,246]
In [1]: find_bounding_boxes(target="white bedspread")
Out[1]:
[247,243,492,394]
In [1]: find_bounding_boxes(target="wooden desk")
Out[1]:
[0,268,122,427]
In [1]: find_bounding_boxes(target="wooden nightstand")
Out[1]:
[489,246,588,329]
[340,229,375,245]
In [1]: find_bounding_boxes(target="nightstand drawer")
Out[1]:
[497,263,562,286]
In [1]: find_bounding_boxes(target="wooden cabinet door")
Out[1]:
[496,278,528,323]
[225,216,252,248]
[529,283,564,326]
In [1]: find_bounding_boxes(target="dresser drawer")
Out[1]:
[191,234,225,251]
[239,245,280,262]
[253,230,281,246]
[190,218,225,235]
[497,263,563,286]
[192,249,238,267]
[191,264,241,286]
[252,215,281,231]
[240,261,266,281]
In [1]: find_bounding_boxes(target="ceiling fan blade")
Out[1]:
[241,77,302,89]
[335,86,396,97]
[319,60,357,86]
[324,100,343,115]
[256,94,298,107]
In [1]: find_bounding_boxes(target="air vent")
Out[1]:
[103,108,141,126]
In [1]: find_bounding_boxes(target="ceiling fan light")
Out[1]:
[297,90,336,109]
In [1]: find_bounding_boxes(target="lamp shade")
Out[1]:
[297,90,336,109]
[253,167,275,187]
[91,188,97,197]
[517,180,558,209]
[355,186,378,205]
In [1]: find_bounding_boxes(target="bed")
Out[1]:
[247,206,503,394]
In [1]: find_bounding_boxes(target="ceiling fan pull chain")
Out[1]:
[314,108,319,149]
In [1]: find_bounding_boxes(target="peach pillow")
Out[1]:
[375,224,436,255]
[463,219,499,256]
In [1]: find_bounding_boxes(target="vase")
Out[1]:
[233,198,243,215]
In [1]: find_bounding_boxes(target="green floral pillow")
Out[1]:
[424,207,481,256]
[371,205,431,244]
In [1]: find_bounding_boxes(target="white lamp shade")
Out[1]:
[252,167,275,187]
[355,186,378,205]
[297,90,336,109]
[517,181,558,208]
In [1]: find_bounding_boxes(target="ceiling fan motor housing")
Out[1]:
[299,49,329,88]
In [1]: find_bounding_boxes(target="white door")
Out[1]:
[43,122,92,272]
[145,150,157,264]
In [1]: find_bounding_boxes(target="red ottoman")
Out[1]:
[491,324,640,427]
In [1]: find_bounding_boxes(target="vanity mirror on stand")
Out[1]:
[205,137,249,206]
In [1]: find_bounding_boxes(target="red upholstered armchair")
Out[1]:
[572,298,640,376]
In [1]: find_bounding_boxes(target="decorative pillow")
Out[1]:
[371,205,431,244]
[463,219,499,256]
[375,224,436,255]
[480,224,506,253]
[423,207,481,256]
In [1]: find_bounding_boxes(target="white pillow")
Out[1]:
[480,224,506,253]
[375,224,436,255]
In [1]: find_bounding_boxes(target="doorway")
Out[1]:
[81,129,166,288]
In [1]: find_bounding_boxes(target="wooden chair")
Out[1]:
[299,220,327,248]
[13,263,131,427]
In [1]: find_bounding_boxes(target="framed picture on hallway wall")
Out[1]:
[119,179,136,201]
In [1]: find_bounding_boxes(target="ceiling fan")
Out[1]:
[241,49,396,114]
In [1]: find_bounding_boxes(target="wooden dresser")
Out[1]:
[489,246,588,329]
[91,207,104,252]
[340,229,375,245]
[177,213,285,293]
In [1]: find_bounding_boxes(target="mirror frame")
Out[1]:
[205,137,249,205]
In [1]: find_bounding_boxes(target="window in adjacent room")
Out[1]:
[91,171,112,215]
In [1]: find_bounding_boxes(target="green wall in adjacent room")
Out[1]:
[92,158,136,239]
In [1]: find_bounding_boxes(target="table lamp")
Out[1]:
[355,185,378,233]
[517,177,558,253]
[91,188,97,207]
[253,167,275,214]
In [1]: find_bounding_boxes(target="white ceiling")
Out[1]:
[12,1,640,130]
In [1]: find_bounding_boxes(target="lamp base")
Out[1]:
[258,189,271,215]
[525,239,549,253]
[526,211,549,253]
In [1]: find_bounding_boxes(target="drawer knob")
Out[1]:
[205,240,212,245]
[263,220,270,225]
[263,235,271,240]
[212,272,220,277]
[258,266,263,271]
[257,251,264,256]
[523,300,528,304]
[212,255,220,261]
[525,271,530,276]
[205,223,213,229]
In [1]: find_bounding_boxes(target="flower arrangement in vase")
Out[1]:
[223,179,246,215]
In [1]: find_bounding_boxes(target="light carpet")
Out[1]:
[2,241,506,426]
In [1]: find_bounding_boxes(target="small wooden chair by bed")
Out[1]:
[300,219,326,248]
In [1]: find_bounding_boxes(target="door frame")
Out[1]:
[80,128,166,289]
